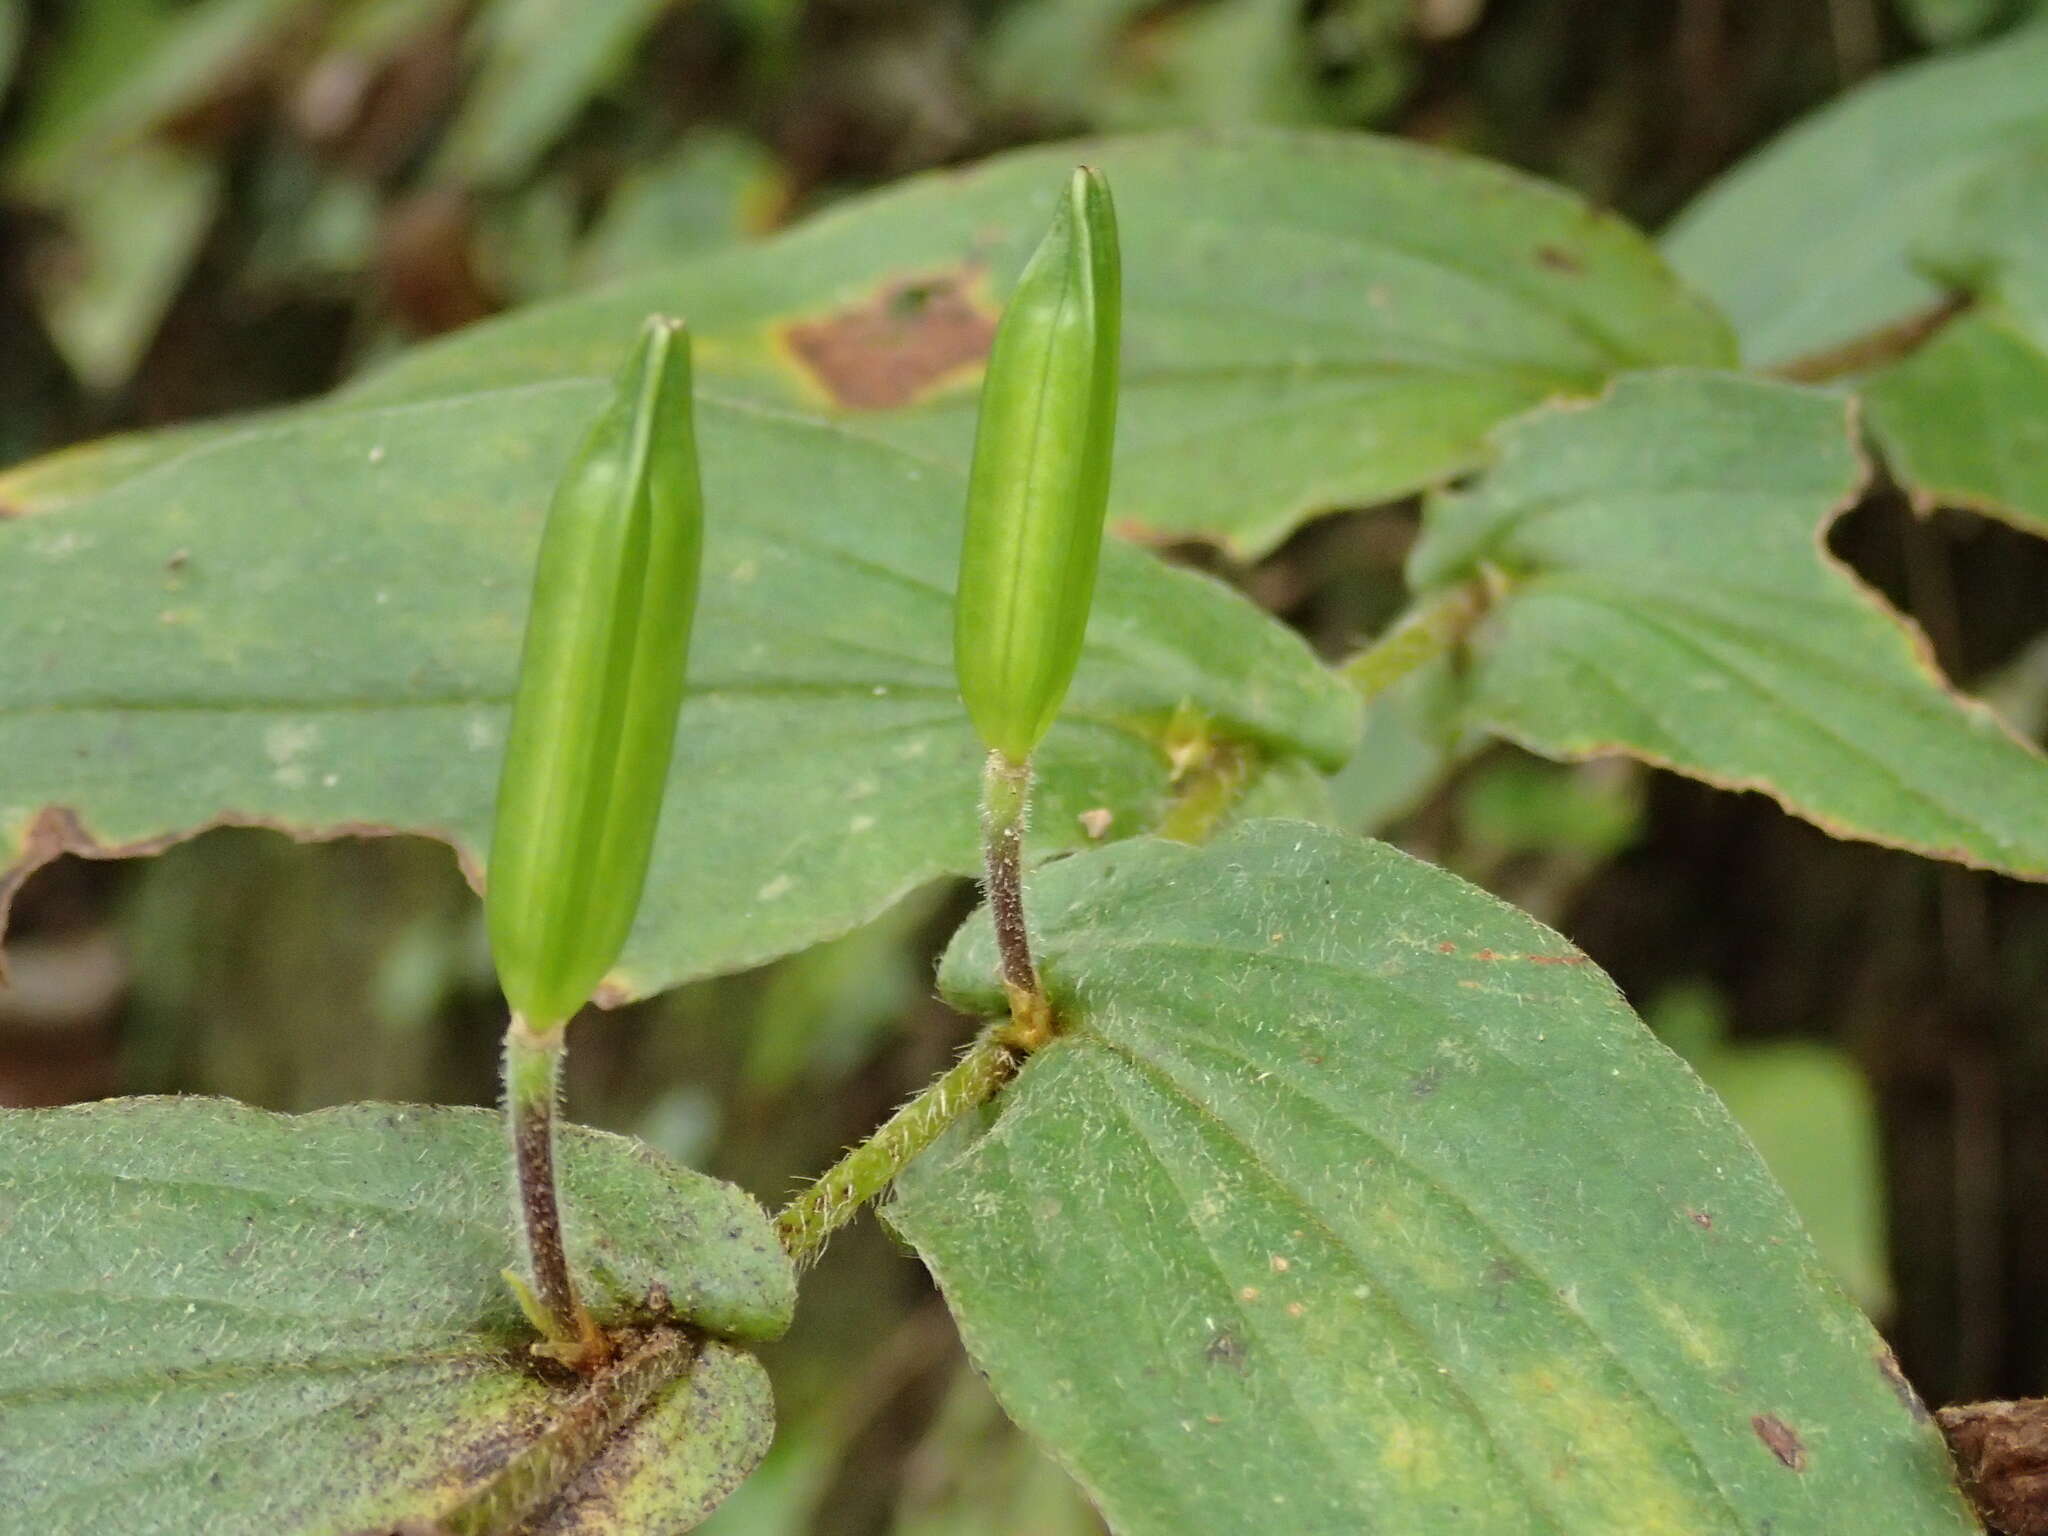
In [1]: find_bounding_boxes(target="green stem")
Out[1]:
[1340,579,1492,702]
[504,1013,608,1372]
[775,1031,1020,1265]
[981,750,1051,1048]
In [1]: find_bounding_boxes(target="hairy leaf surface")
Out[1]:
[0,1098,793,1534]
[1409,370,2048,877]
[892,822,1976,1535]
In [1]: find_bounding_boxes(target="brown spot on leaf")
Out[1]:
[1752,1413,1806,1470]
[1941,1399,2048,1535]
[1689,1210,1713,1231]
[1437,941,1458,954]
[1204,1328,1248,1372]
[1525,952,1590,967]
[1536,245,1583,274]
[0,503,21,521]
[783,270,996,410]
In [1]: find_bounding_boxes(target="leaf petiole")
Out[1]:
[775,1030,1023,1266]
[1339,576,1495,703]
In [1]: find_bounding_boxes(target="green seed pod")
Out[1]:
[487,316,703,1032]
[954,166,1122,764]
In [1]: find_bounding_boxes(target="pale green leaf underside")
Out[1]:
[0,1098,791,1535]
[5,131,1732,557]
[0,370,1353,999]
[1409,369,2048,878]
[892,822,1974,1535]
[1662,20,2048,367]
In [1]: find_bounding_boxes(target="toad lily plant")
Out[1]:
[486,314,704,1373]
[3,129,2036,1535]
[486,171,1123,1357]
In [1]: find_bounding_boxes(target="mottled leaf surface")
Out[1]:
[0,365,1353,997]
[8,132,1732,555]
[1663,20,2048,367]
[1408,370,2048,877]
[891,822,1974,1534]
[0,1098,792,1535]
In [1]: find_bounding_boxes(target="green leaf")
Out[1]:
[1692,1050,1889,1314]
[981,0,1408,132]
[0,1097,793,1534]
[433,0,677,188]
[1861,147,2048,534]
[1663,20,2048,367]
[28,140,219,391]
[0,352,1353,1000]
[1652,985,1891,1316]
[6,0,298,196]
[576,132,779,285]
[1865,303,2048,534]
[394,132,1731,558]
[1407,369,2048,878]
[891,822,1974,1534]
[1895,0,2048,48]
[1324,655,1469,832]
[15,133,1729,556]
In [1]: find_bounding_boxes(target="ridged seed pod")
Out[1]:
[953,167,1122,765]
[487,316,703,1033]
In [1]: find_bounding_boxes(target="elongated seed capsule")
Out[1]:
[954,166,1121,765]
[487,316,703,1033]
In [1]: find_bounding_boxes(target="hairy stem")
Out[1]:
[504,1014,609,1373]
[981,750,1051,1048]
[776,1031,1020,1265]
[1340,579,1492,703]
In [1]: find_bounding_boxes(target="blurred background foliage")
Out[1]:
[4,1,2048,1528]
